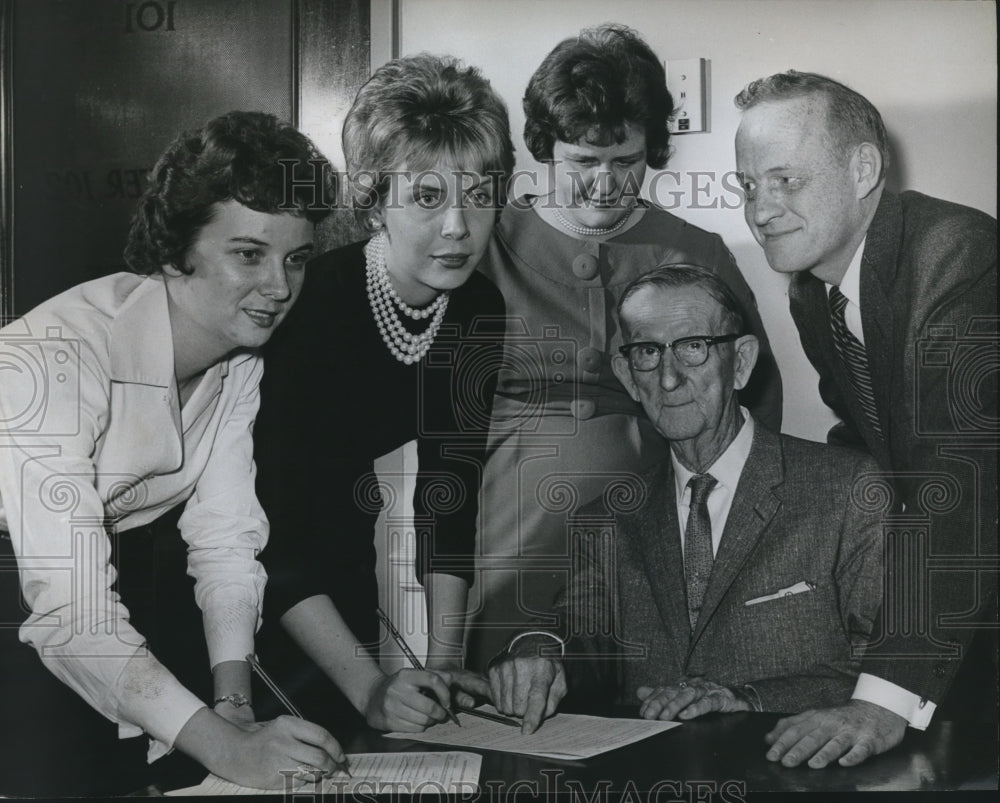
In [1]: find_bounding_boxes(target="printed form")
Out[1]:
[386,708,680,759]
[166,751,481,796]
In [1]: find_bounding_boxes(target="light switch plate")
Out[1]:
[665,58,709,134]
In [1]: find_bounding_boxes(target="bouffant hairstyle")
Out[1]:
[342,53,515,227]
[124,111,333,274]
[735,70,890,182]
[523,24,674,168]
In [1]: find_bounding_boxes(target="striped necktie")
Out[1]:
[684,473,717,632]
[828,285,884,439]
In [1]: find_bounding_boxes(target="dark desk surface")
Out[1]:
[154,711,996,798]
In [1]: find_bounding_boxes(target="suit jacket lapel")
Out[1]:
[858,191,902,458]
[794,263,892,468]
[691,424,783,645]
[632,461,690,652]
[796,275,839,379]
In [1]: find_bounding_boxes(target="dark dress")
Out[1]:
[253,239,504,723]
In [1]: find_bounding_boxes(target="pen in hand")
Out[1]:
[375,607,463,727]
[245,653,352,777]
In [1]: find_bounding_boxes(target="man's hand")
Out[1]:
[637,677,752,721]
[764,699,907,768]
[362,669,457,732]
[488,655,566,735]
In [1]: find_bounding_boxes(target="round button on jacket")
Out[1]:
[571,253,599,280]
[577,347,602,374]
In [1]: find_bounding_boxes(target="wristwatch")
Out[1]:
[213,693,251,708]
[729,684,762,712]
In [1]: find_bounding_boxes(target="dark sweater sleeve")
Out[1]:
[254,245,378,621]
[254,280,331,618]
[414,273,506,587]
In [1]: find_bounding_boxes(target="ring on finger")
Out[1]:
[678,681,688,688]
[295,765,329,782]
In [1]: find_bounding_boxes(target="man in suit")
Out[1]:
[734,70,998,768]
[487,265,884,734]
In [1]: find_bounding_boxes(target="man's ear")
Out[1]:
[732,334,759,391]
[611,353,641,402]
[852,142,882,200]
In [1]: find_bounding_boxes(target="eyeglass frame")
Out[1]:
[618,333,742,371]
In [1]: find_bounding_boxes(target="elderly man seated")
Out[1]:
[488,265,885,734]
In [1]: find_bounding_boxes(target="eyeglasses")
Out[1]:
[618,334,741,371]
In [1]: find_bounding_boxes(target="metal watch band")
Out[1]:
[213,693,251,708]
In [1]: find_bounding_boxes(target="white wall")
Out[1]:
[395,0,997,441]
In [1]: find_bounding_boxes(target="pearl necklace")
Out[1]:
[553,205,634,237]
[365,231,450,365]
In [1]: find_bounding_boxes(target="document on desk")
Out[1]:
[385,708,679,760]
[165,751,481,796]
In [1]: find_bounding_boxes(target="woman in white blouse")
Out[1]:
[0,111,343,795]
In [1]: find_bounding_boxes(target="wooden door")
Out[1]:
[0,0,369,319]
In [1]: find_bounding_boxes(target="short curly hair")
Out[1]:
[124,111,333,275]
[523,24,674,168]
[342,53,514,227]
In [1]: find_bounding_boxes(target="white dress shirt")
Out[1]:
[671,409,754,558]
[828,237,866,344]
[0,273,269,757]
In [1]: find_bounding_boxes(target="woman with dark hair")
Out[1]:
[469,24,784,668]
[0,111,343,795]
[253,54,512,731]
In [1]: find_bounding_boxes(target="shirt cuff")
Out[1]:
[203,601,260,669]
[852,673,936,730]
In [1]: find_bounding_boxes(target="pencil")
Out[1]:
[456,706,522,727]
[375,607,463,727]
[245,653,352,777]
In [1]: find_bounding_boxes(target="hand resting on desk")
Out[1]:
[637,677,753,721]
[487,635,567,735]
[764,699,907,768]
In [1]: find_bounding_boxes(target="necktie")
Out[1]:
[828,286,884,439]
[684,473,717,632]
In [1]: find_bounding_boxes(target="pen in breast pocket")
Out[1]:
[744,580,815,606]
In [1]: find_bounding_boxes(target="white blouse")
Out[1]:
[0,272,268,757]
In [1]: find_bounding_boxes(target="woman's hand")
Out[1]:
[223,716,347,789]
[428,667,492,710]
[213,701,258,729]
[362,668,460,732]
[176,708,346,790]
